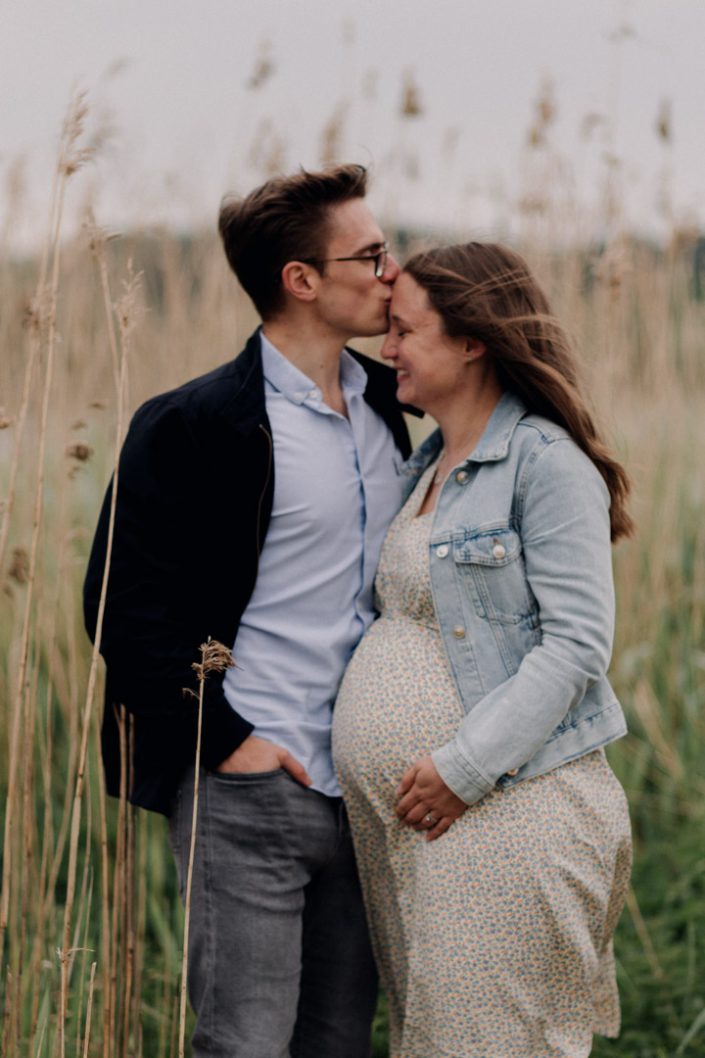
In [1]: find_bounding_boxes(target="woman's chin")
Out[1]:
[397,383,430,413]
[395,378,414,404]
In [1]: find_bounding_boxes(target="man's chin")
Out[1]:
[348,329,386,343]
[358,313,392,339]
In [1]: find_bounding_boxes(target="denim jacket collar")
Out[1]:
[403,391,528,481]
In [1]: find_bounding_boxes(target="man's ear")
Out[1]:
[281,261,319,304]
[465,337,487,362]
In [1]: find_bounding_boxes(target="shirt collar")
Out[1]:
[260,330,367,406]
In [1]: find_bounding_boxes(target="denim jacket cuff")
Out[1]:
[431,740,492,806]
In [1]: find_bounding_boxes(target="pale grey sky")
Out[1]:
[2,0,704,246]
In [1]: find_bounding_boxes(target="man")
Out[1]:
[84,164,413,1057]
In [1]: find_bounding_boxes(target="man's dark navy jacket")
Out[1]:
[83,330,413,815]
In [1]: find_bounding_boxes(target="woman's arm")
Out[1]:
[397,436,614,829]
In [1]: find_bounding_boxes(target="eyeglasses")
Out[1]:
[302,242,389,279]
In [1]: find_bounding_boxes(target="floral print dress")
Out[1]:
[333,462,632,1058]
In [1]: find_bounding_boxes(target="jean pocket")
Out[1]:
[210,767,285,784]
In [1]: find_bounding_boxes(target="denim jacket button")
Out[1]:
[452,625,466,639]
[506,768,519,776]
[492,541,507,559]
[455,469,469,484]
[435,544,449,559]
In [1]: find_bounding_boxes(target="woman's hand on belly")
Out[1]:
[396,756,468,841]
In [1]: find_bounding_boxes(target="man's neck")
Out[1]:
[261,319,348,411]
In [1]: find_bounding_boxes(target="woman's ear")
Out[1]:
[280,261,318,303]
[465,337,486,362]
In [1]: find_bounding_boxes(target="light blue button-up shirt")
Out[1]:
[222,333,403,796]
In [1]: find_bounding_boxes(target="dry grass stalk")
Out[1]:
[0,155,58,582]
[109,705,128,1058]
[72,868,95,1057]
[121,716,136,1058]
[55,245,134,1058]
[68,207,134,1058]
[1,967,14,1055]
[27,500,74,1046]
[19,635,40,976]
[0,278,42,580]
[131,812,148,1055]
[59,250,137,1054]
[625,887,665,981]
[28,676,54,1041]
[178,640,235,1058]
[93,718,112,1058]
[0,86,93,976]
[82,961,98,1058]
[632,679,684,781]
[84,208,122,397]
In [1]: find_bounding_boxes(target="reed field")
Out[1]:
[2,93,705,1057]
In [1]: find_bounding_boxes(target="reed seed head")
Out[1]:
[58,90,95,178]
[9,547,29,585]
[66,442,93,462]
[401,71,423,118]
[246,42,275,90]
[656,99,672,144]
[191,638,236,683]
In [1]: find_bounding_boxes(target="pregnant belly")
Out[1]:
[333,617,464,811]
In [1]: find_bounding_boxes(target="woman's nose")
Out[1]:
[381,333,397,360]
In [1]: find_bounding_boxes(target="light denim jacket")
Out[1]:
[401,391,627,805]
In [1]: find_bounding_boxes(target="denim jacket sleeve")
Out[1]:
[431,436,615,804]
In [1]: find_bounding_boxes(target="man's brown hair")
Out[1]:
[218,164,368,320]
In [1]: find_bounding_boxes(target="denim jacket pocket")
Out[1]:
[452,526,538,626]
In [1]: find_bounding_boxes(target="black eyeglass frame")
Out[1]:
[301,242,389,279]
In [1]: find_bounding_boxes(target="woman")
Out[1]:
[333,243,633,1058]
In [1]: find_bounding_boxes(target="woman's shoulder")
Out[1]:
[512,415,610,512]
[514,414,594,468]
[515,412,570,447]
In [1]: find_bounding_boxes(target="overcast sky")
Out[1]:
[2,0,704,247]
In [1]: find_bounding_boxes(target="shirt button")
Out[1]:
[435,544,449,559]
[492,541,506,560]
[452,625,466,639]
[455,470,469,484]
[506,768,519,777]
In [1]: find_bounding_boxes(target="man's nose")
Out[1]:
[380,253,401,283]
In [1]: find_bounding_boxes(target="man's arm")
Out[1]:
[84,397,254,771]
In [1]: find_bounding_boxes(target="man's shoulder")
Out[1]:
[141,359,239,413]
[132,331,263,428]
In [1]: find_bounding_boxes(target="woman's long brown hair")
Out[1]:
[405,243,633,541]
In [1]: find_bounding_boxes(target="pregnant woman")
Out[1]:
[333,242,633,1058]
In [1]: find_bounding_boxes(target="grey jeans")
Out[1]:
[169,767,378,1058]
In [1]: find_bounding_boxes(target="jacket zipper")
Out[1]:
[254,424,273,565]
